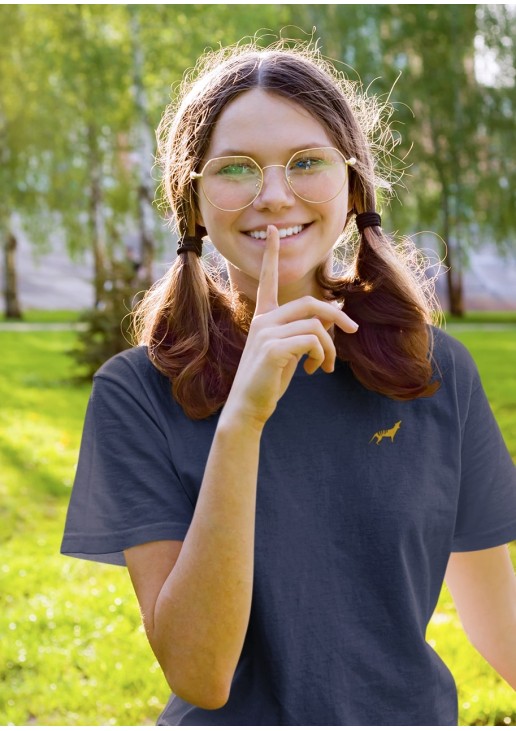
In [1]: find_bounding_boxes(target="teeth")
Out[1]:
[249,224,305,240]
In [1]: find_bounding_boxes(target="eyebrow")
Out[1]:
[211,143,331,158]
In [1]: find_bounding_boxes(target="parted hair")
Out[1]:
[132,40,441,420]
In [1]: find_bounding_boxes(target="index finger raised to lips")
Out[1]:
[255,225,280,315]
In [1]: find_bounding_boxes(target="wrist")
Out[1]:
[217,403,266,438]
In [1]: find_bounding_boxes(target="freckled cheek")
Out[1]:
[196,194,222,231]
[202,217,249,263]
[197,198,240,238]
[323,201,349,241]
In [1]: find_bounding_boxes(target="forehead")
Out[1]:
[205,88,335,159]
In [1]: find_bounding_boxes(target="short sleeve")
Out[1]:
[451,362,516,552]
[61,352,194,566]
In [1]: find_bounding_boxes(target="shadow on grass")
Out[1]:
[0,431,71,517]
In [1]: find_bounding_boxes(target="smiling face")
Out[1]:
[195,89,351,305]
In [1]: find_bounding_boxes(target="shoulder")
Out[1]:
[95,345,165,387]
[91,346,172,412]
[429,325,480,391]
[426,326,486,427]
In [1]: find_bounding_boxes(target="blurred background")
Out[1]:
[0,3,515,319]
[0,4,515,726]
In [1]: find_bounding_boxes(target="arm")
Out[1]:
[444,544,516,689]
[125,413,263,710]
[124,227,357,710]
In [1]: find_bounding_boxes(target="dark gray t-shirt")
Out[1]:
[61,327,516,725]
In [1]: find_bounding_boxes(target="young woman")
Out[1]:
[62,42,516,725]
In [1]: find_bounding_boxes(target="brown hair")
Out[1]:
[133,40,441,420]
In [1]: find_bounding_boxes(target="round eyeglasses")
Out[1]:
[190,147,356,212]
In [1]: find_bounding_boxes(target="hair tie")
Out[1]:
[356,212,382,233]
[177,235,203,257]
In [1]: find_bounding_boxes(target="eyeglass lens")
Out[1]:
[199,148,348,211]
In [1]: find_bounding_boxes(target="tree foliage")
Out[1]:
[69,259,141,381]
[1,4,514,319]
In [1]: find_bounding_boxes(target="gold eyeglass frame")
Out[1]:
[190,146,357,212]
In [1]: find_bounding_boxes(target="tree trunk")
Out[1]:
[136,183,154,290]
[129,6,155,291]
[448,9,465,318]
[442,193,464,317]
[447,257,464,317]
[88,123,107,308]
[3,230,22,319]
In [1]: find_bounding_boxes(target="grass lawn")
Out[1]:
[0,326,515,725]
[0,332,168,725]
[0,309,82,324]
[443,311,516,325]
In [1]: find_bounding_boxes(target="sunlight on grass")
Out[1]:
[0,332,171,724]
[427,579,516,725]
[0,329,514,724]
[1,544,168,724]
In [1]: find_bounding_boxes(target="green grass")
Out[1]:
[0,332,169,725]
[443,311,516,325]
[0,309,82,323]
[441,328,516,460]
[0,329,515,724]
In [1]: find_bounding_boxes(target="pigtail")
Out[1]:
[133,223,249,420]
[318,223,440,399]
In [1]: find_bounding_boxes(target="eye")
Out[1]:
[214,160,258,177]
[289,155,328,173]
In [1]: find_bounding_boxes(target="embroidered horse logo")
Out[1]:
[369,420,402,445]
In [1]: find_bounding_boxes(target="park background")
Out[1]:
[1,3,515,725]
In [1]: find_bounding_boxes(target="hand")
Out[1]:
[223,225,359,428]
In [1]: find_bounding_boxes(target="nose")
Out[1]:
[252,165,296,212]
